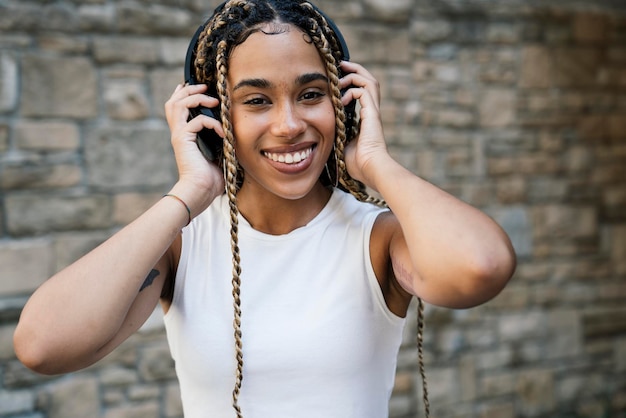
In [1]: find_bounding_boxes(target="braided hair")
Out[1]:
[192,1,428,416]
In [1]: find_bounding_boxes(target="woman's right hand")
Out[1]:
[164,83,225,217]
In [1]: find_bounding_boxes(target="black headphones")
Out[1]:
[183,1,356,162]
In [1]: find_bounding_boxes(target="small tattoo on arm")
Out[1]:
[140,269,160,292]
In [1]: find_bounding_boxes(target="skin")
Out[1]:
[13,23,516,375]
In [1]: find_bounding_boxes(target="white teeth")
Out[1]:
[264,147,312,164]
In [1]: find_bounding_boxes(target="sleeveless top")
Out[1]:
[163,189,406,418]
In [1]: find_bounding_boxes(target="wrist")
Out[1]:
[357,151,397,192]
[168,181,221,220]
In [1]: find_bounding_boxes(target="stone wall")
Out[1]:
[1,0,626,417]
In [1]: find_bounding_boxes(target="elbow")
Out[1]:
[14,324,69,376]
[452,243,516,309]
[471,243,517,304]
[14,326,50,375]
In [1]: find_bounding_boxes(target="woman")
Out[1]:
[14,1,516,417]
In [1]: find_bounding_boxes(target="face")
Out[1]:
[227,23,336,201]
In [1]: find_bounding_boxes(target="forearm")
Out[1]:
[14,190,191,372]
[368,154,516,308]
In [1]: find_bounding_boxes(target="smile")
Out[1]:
[263,147,313,164]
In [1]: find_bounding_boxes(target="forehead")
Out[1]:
[228,24,327,82]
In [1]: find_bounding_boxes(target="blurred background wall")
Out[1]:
[1,0,625,417]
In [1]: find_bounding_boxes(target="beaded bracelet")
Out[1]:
[163,193,191,226]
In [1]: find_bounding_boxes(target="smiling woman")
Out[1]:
[228,25,336,202]
[13,1,516,418]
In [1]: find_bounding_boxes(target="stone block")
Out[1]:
[573,12,609,43]
[498,311,547,342]
[164,383,183,418]
[0,324,17,360]
[345,25,410,64]
[5,194,112,236]
[103,402,160,418]
[553,47,603,88]
[528,177,568,202]
[20,55,97,118]
[531,204,597,240]
[495,176,527,204]
[603,187,626,222]
[15,120,80,151]
[611,225,626,275]
[0,51,18,113]
[520,46,553,88]
[38,34,89,54]
[486,284,530,310]
[363,0,412,23]
[116,4,193,35]
[3,359,55,389]
[616,337,626,372]
[100,367,139,387]
[113,192,161,225]
[93,37,160,64]
[150,69,183,119]
[159,38,188,66]
[480,372,515,397]
[437,109,474,128]
[583,308,626,341]
[138,343,176,381]
[0,389,35,415]
[422,366,459,404]
[1,163,82,190]
[44,377,99,418]
[608,113,626,141]
[486,22,521,44]
[128,385,160,401]
[480,402,515,418]
[0,239,53,296]
[545,310,582,358]
[465,326,497,348]
[516,369,555,415]
[489,206,532,259]
[77,4,116,32]
[479,89,516,127]
[53,231,110,272]
[0,123,9,152]
[104,78,150,121]
[411,19,453,42]
[84,125,177,190]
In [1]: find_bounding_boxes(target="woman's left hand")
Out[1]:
[339,61,389,189]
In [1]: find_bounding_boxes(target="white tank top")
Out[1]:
[163,189,406,418]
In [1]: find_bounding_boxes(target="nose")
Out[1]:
[269,101,306,139]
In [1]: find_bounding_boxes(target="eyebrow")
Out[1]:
[233,72,329,91]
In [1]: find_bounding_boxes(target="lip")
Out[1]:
[262,143,318,174]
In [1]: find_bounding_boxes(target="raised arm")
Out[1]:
[340,61,516,310]
[14,84,225,374]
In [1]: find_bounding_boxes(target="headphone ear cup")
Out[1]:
[343,97,357,140]
[184,24,224,163]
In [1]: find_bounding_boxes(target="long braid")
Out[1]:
[304,4,430,417]
[417,298,430,417]
[216,34,245,418]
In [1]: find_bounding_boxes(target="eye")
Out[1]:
[300,90,326,102]
[243,96,268,106]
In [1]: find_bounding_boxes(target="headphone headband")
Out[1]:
[184,1,349,85]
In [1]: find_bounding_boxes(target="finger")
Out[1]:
[187,114,225,139]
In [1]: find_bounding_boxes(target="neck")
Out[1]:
[236,182,332,235]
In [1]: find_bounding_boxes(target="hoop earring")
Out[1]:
[324,145,339,188]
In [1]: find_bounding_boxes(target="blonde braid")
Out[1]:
[305,4,430,417]
[216,38,244,418]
